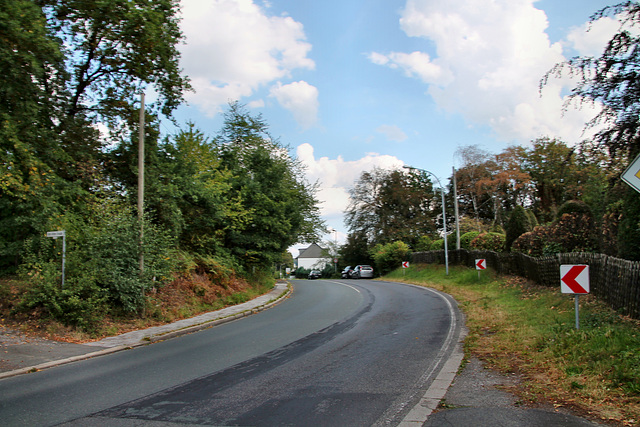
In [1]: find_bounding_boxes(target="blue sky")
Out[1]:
[165,0,622,253]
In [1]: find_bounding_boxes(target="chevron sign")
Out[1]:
[475,259,486,270]
[560,265,590,294]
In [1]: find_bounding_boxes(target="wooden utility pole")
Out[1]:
[138,93,145,274]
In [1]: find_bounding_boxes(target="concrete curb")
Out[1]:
[0,283,291,380]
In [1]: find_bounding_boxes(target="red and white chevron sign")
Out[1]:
[561,265,590,294]
[475,259,486,270]
[402,261,409,268]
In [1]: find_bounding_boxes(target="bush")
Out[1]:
[430,239,444,250]
[470,232,505,251]
[460,231,481,249]
[413,235,433,252]
[370,241,410,275]
[294,267,310,278]
[15,263,108,331]
[512,211,598,256]
[506,205,532,251]
[512,226,549,256]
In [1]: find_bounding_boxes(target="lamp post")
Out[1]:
[329,228,338,273]
[403,165,449,275]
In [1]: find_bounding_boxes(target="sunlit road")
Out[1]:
[0,279,462,426]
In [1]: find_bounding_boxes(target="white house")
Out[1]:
[296,243,330,270]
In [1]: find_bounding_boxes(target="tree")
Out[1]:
[454,145,493,224]
[46,0,190,123]
[0,0,191,271]
[544,2,640,158]
[345,167,438,249]
[215,103,324,269]
[522,138,579,222]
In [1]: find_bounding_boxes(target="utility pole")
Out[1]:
[452,166,460,250]
[138,93,145,275]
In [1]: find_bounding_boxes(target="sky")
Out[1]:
[163,0,623,256]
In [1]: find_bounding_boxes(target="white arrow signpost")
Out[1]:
[46,230,66,289]
[475,258,486,280]
[561,264,590,329]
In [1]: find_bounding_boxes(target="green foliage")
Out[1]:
[469,232,505,251]
[505,205,532,251]
[294,267,310,279]
[512,211,598,256]
[370,241,410,275]
[413,235,433,251]
[345,167,438,249]
[459,231,481,249]
[430,239,445,250]
[15,263,108,331]
[556,200,592,219]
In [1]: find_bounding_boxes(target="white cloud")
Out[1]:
[371,0,606,144]
[179,0,315,116]
[270,81,319,128]
[296,143,405,222]
[376,124,408,142]
[567,16,620,57]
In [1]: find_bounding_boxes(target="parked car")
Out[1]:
[308,270,322,279]
[352,265,374,279]
[341,266,353,279]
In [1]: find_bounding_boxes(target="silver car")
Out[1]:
[352,265,374,279]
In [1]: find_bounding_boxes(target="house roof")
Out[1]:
[297,243,326,259]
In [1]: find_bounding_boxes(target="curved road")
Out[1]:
[0,279,462,426]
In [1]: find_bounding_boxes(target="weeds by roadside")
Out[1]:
[384,264,639,426]
[0,273,276,343]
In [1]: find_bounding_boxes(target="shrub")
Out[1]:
[413,235,433,252]
[370,241,410,275]
[15,263,108,331]
[511,226,549,256]
[512,211,598,256]
[470,232,505,251]
[460,231,481,249]
[506,205,532,251]
[430,239,444,250]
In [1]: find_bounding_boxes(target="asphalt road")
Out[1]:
[0,279,462,426]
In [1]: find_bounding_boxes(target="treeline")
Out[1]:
[0,1,323,325]
[342,1,640,270]
[342,137,635,274]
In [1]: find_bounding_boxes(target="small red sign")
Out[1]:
[402,261,409,268]
[475,259,486,270]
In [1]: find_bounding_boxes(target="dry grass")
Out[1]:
[0,271,273,343]
[386,264,639,426]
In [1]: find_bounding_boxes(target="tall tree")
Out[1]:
[215,103,324,269]
[345,167,438,249]
[544,1,640,158]
[523,138,578,222]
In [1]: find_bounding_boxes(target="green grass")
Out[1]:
[385,264,640,425]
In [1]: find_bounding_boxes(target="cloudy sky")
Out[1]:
[166,0,622,251]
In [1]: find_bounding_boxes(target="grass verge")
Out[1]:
[384,264,639,426]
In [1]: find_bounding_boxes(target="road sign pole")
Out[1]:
[575,295,580,330]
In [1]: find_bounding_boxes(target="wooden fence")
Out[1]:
[411,249,640,320]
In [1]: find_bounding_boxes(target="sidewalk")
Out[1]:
[0,282,290,379]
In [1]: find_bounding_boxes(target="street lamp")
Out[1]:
[403,165,449,275]
[329,228,338,273]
